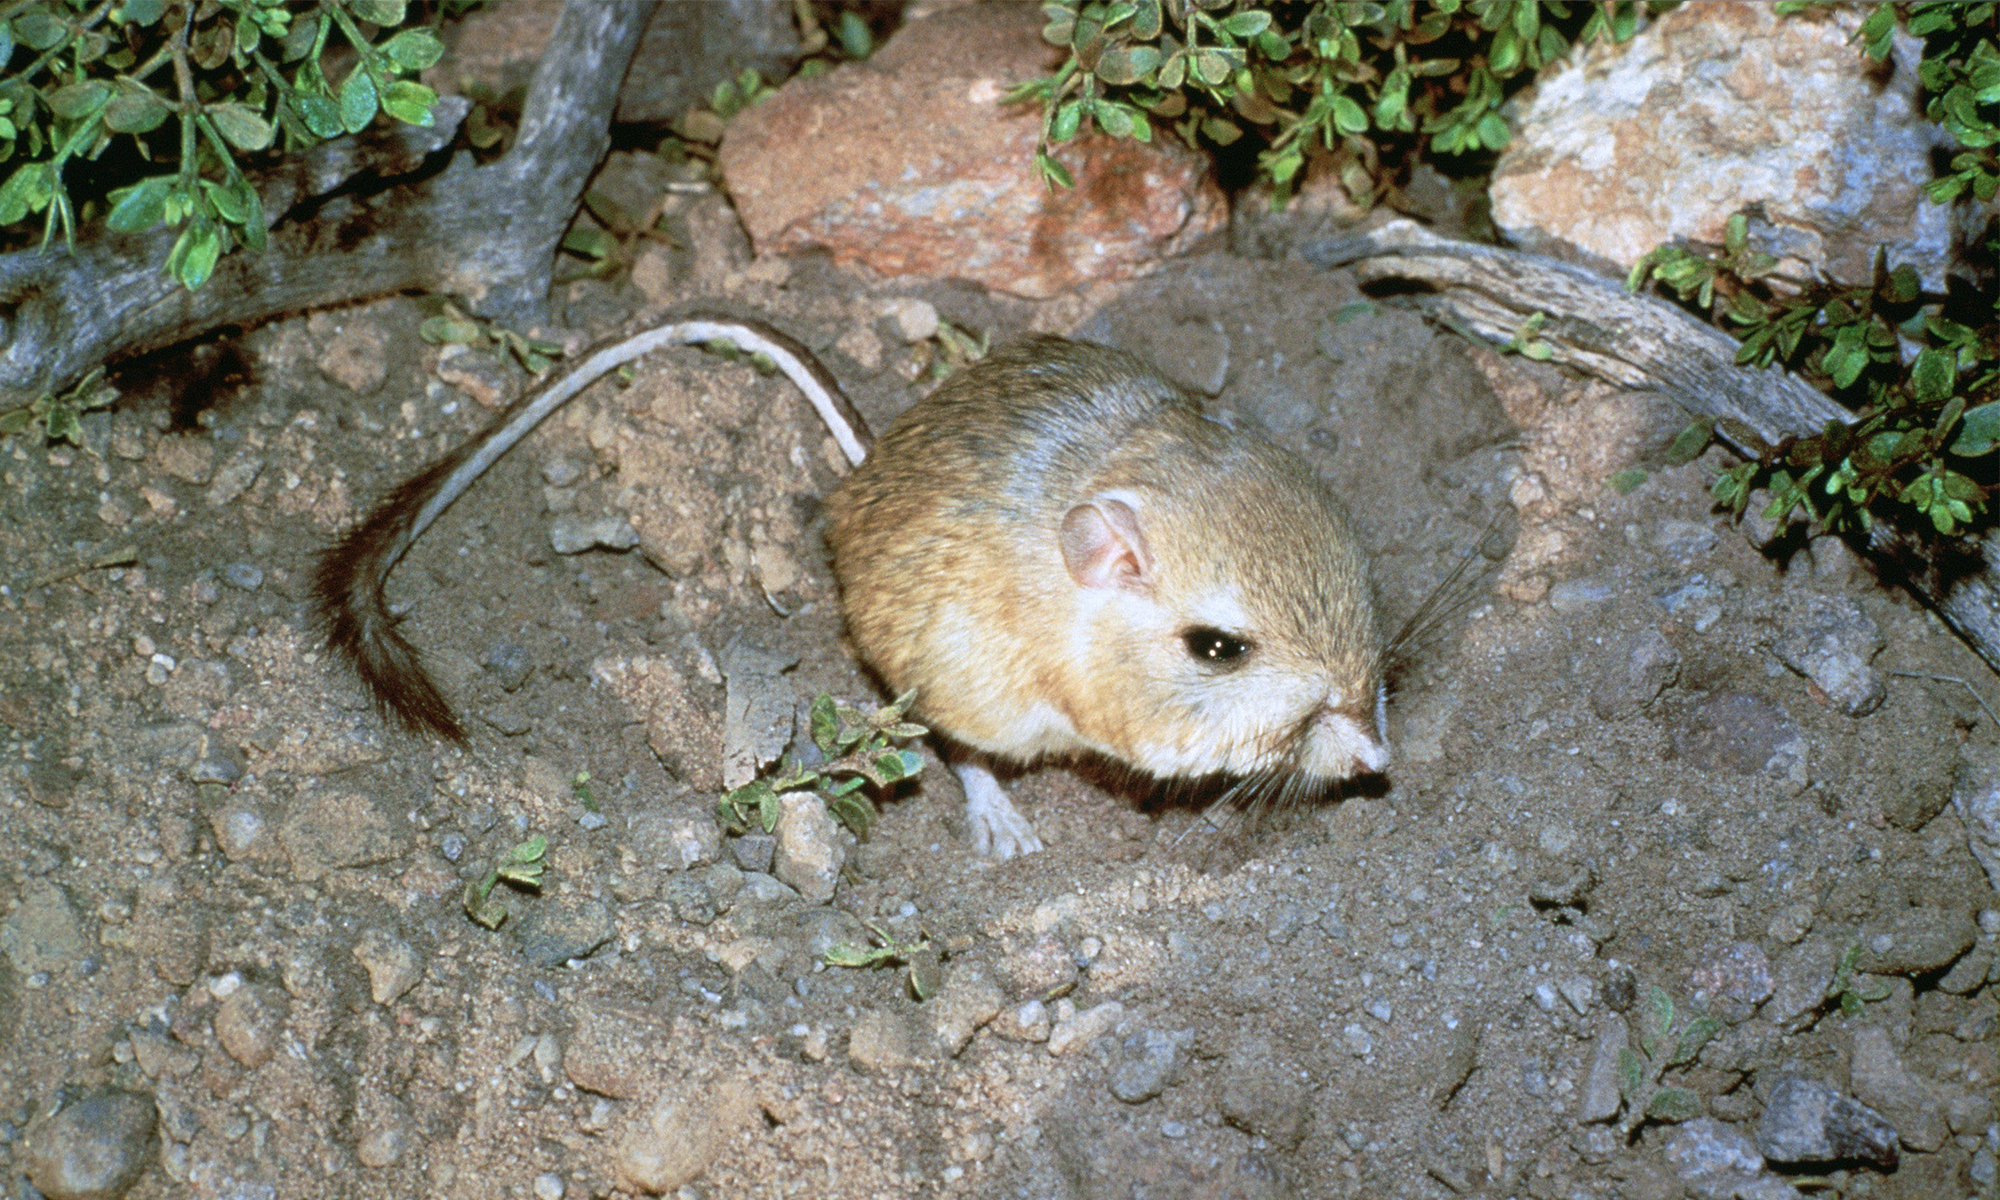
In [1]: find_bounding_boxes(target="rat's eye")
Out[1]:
[1183,626,1252,667]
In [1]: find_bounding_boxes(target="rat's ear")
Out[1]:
[1060,497,1154,591]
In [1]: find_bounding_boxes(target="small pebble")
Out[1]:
[1756,1075,1899,1169]
[1108,1029,1178,1104]
[484,642,534,691]
[22,1090,157,1200]
[220,562,265,591]
[549,514,638,555]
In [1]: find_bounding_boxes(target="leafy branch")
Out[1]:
[1011,0,1655,196]
[717,691,928,840]
[0,0,445,291]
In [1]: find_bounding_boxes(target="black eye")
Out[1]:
[1183,626,1251,665]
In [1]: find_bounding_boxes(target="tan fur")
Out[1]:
[826,337,1386,784]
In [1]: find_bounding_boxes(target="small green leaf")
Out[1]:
[12,10,69,51]
[171,220,222,290]
[208,102,274,151]
[294,91,345,139]
[1638,985,1673,1057]
[380,28,445,70]
[1646,1087,1704,1123]
[350,0,408,25]
[837,10,873,58]
[1331,94,1368,135]
[1912,346,1955,406]
[1665,420,1713,467]
[48,81,113,120]
[105,176,172,232]
[103,87,171,134]
[561,225,616,260]
[1950,401,2000,455]
[1668,1016,1721,1066]
[1052,100,1082,142]
[1617,1046,1646,1100]
[339,68,380,134]
[1607,469,1648,495]
[381,80,437,127]
[1217,10,1272,38]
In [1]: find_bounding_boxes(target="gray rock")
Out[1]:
[1109,1029,1179,1103]
[1953,742,2000,892]
[214,985,289,1069]
[1939,938,1994,994]
[730,832,776,874]
[219,561,265,591]
[1589,626,1681,719]
[1548,575,1618,612]
[1689,941,1775,1024]
[1766,938,1837,1029]
[772,792,843,905]
[1665,1118,1802,1200]
[352,929,423,1003]
[1855,906,1977,975]
[23,1089,158,1200]
[2,879,88,977]
[927,967,1004,1058]
[483,642,534,691]
[1772,593,1885,717]
[188,744,244,786]
[1578,1012,1629,1124]
[1755,1075,1898,1168]
[1674,693,1807,786]
[548,513,639,555]
[1603,963,1637,1012]
[515,897,616,968]
[662,875,718,925]
[204,453,263,506]
[1849,1025,1948,1151]
[1219,1036,1311,1149]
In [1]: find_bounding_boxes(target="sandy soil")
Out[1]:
[1,192,1995,1200]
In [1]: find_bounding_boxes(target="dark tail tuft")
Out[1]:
[311,458,470,743]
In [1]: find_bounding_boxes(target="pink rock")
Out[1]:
[1491,2,1951,287]
[719,5,1225,298]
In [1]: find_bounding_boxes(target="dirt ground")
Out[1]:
[2,179,1997,1200]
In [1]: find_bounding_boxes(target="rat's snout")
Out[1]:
[1305,694,1391,778]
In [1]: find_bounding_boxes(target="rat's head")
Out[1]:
[1055,430,1389,787]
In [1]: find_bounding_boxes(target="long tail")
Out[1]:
[311,313,870,741]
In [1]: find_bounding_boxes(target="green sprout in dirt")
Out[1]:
[717,691,928,840]
[0,0,447,291]
[1616,983,1720,1137]
[1634,2,2000,543]
[462,834,549,930]
[1825,941,1896,1016]
[824,917,943,1000]
[920,317,992,383]
[571,770,599,815]
[1011,0,1656,198]
[0,366,115,444]
[417,300,565,375]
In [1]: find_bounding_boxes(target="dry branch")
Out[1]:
[0,0,657,411]
[1318,219,2000,675]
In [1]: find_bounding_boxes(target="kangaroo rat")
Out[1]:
[314,317,1388,859]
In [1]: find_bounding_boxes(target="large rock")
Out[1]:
[719,5,1225,298]
[1491,2,1951,288]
